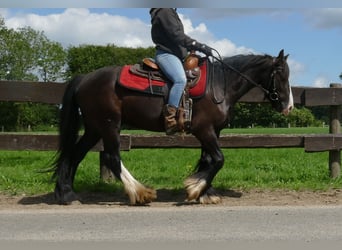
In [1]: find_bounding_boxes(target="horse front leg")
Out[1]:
[184,137,224,204]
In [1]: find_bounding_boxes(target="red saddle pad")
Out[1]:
[119,61,207,98]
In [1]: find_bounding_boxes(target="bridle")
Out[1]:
[210,49,282,103]
[266,68,281,102]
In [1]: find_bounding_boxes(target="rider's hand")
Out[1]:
[199,44,213,57]
[192,41,213,57]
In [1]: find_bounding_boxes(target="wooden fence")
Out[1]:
[1,80,342,178]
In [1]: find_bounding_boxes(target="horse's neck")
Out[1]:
[229,71,258,103]
[212,60,266,103]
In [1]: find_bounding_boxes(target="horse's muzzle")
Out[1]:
[282,105,293,116]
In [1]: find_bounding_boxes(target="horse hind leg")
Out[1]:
[102,128,157,205]
[119,161,157,204]
[55,131,100,204]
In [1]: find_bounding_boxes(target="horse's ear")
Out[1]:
[275,49,288,65]
[277,49,284,60]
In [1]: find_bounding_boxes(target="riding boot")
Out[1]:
[163,105,179,135]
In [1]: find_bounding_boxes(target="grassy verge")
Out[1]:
[0,148,341,197]
[0,127,340,197]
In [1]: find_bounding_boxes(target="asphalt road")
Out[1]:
[1,205,342,249]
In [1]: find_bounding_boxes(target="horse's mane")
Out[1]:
[220,53,273,72]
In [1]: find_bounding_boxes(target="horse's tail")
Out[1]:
[52,75,83,179]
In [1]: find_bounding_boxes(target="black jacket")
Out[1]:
[150,8,196,60]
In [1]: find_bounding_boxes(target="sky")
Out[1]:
[0,1,342,87]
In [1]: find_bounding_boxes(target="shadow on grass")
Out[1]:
[18,187,243,206]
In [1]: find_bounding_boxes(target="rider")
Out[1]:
[150,8,213,135]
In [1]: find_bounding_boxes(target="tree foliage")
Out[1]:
[232,103,317,128]
[0,22,67,82]
[0,16,66,131]
[66,44,155,77]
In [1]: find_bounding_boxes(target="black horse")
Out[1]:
[53,49,293,205]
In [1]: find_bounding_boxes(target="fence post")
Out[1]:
[329,83,342,178]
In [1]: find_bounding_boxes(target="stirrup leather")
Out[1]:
[181,86,193,133]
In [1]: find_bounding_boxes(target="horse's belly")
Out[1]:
[121,97,164,132]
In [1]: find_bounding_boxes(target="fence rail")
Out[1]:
[2,133,342,153]
[0,80,341,178]
[2,80,342,106]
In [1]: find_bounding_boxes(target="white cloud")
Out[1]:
[179,14,255,57]
[288,59,305,74]
[3,8,257,57]
[4,8,152,48]
[2,8,305,82]
[304,8,342,30]
[287,58,306,85]
[313,76,329,88]
[0,8,9,18]
[209,39,255,57]
[1,8,285,58]
[192,8,291,19]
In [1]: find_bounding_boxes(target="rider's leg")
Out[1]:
[155,50,187,134]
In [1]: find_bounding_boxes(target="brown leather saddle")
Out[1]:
[130,55,202,88]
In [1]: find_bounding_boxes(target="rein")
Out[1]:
[210,49,280,102]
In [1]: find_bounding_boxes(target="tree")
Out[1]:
[287,106,316,127]
[232,103,318,128]
[36,37,67,82]
[66,44,155,77]
[1,15,67,81]
[0,16,12,79]
[340,73,342,80]
[309,106,329,124]
[0,16,66,131]
[66,44,117,76]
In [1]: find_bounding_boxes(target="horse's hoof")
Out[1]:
[184,174,207,202]
[127,185,157,205]
[199,187,222,204]
[55,190,79,205]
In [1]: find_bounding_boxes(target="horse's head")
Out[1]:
[264,49,293,115]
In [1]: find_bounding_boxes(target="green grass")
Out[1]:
[0,150,56,195]
[0,127,341,197]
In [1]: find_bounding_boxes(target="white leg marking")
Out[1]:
[119,161,141,204]
[119,161,156,204]
[186,179,207,201]
[184,172,208,201]
[199,187,222,204]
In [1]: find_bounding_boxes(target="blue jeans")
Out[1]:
[156,50,186,108]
